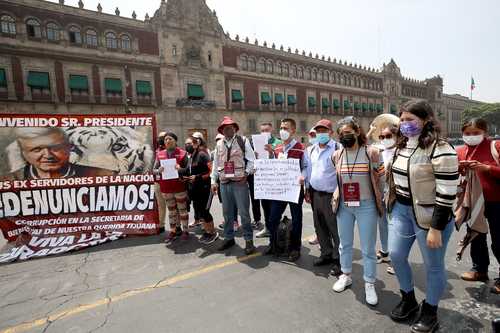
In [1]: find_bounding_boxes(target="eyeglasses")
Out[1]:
[379,134,393,140]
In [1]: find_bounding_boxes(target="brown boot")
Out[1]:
[461,271,489,282]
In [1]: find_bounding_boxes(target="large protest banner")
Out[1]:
[254,159,301,204]
[0,114,159,263]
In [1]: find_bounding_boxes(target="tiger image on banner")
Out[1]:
[0,114,159,263]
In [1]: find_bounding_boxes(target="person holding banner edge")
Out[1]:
[264,118,307,262]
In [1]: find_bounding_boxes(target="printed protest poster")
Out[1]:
[0,114,159,263]
[254,159,301,203]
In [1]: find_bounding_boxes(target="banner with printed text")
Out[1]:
[0,114,159,263]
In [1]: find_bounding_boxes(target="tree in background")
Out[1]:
[463,103,500,136]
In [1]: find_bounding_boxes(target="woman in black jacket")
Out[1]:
[183,136,219,244]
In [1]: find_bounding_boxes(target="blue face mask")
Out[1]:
[316,133,330,145]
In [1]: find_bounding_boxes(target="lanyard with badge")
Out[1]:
[342,147,361,207]
[224,138,236,178]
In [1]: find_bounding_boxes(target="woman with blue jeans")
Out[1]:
[387,100,459,333]
[331,117,385,306]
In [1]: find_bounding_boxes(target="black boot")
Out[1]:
[263,244,275,256]
[390,290,419,322]
[244,240,256,255]
[217,239,235,252]
[411,301,439,333]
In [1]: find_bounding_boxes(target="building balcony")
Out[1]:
[176,98,216,109]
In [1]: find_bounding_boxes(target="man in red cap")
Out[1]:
[305,119,342,276]
[211,117,256,254]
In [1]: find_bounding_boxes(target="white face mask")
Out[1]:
[381,138,396,149]
[280,129,290,141]
[463,134,484,146]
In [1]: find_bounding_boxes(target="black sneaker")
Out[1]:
[251,221,263,230]
[217,239,236,251]
[201,232,219,245]
[377,250,390,263]
[329,260,342,277]
[175,227,182,237]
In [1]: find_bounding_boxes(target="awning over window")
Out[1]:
[69,75,88,90]
[390,104,397,114]
[376,104,383,112]
[136,80,152,95]
[308,96,316,107]
[0,69,6,87]
[231,89,243,102]
[187,84,204,99]
[275,93,284,105]
[287,95,296,106]
[261,92,272,104]
[105,78,122,93]
[27,71,50,88]
[362,103,368,111]
[333,99,340,109]
[354,102,361,111]
[322,98,329,109]
[343,100,351,110]
[369,103,374,111]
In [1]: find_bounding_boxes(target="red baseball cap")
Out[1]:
[313,119,333,131]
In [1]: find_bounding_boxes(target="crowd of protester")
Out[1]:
[153,99,499,333]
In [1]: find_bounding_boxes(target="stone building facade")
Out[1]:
[443,94,483,137]
[0,0,483,144]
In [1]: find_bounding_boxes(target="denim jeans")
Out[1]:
[220,181,253,241]
[378,208,389,253]
[337,199,378,283]
[388,202,454,306]
[268,190,304,252]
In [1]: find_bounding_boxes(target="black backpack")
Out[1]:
[275,216,292,257]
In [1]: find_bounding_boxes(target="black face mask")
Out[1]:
[340,134,357,148]
[185,145,195,154]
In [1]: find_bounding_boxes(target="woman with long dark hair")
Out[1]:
[331,117,385,306]
[456,118,500,294]
[387,100,459,332]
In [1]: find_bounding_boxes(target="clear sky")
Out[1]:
[50,0,500,102]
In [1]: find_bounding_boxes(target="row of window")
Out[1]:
[239,55,382,91]
[402,86,426,99]
[0,68,152,102]
[0,15,131,50]
[230,88,386,112]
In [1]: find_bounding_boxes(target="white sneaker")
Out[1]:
[365,282,378,306]
[256,227,270,238]
[332,274,352,293]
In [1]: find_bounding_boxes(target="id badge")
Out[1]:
[343,183,360,207]
[224,161,235,178]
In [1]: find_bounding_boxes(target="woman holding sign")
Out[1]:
[153,132,190,244]
[331,117,385,307]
